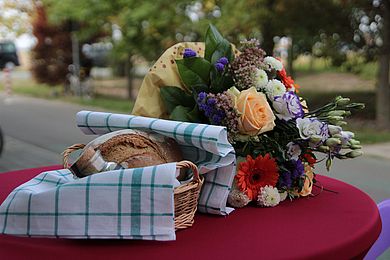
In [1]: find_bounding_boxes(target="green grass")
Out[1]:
[64,95,133,113]
[0,81,62,99]
[294,55,378,81]
[294,56,338,75]
[0,80,133,113]
[353,127,390,144]
[349,61,377,81]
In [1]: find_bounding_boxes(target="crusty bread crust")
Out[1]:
[98,132,183,169]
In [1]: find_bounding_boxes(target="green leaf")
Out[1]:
[169,105,192,122]
[210,68,235,93]
[326,157,332,171]
[204,24,225,62]
[160,86,194,113]
[210,40,233,64]
[176,58,209,92]
[187,105,202,123]
[177,57,211,83]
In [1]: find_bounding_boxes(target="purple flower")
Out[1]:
[197,92,207,102]
[340,131,354,145]
[296,118,329,144]
[291,159,305,179]
[279,173,292,189]
[183,48,197,58]
[204,109,212,117]
[277,159,305,189]
[331,145,342,155]
[212,114,223,124]
[217,110,225,117]
[218,57,229,65]
[329,130,353,155]
[199,103,207,111]
[196,91,239,141]
[215,62,225,72]
[207,98,216,106]
[272,92,304,121]
[321,123,330,141]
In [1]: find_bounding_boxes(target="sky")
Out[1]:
[14,34,36,50]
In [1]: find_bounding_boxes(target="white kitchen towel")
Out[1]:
[76,110,236,215]
[0,163,178,240]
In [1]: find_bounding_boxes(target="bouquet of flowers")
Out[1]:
[159,25,364,208]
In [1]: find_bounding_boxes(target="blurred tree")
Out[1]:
[192,0,270,51]
[0,0,33,39]
[375,0,390,128]
[43,0,193,99]
[275,0,353,74]
[350,0,384,61]
[349,0,390,128]
[30,4,72,86]
[41,0,390,120]
[349,0,390,127]
[195,0,353,75]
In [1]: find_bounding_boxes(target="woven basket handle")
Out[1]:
[176,160,200,183]
[62,143,86,168]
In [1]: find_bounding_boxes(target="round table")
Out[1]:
[0,166,381,260]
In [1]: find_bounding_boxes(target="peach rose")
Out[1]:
[235,87,275,136]
[299,164,314,196]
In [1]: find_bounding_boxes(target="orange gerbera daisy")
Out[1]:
[235,154,279,200]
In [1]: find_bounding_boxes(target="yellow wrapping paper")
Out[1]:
[132,42,239,118]
[132,42,206,118]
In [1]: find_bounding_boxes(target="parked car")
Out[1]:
[0,41,20,70]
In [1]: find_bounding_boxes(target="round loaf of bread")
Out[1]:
[97,130,183,169]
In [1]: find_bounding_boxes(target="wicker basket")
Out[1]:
[62,144,203,230]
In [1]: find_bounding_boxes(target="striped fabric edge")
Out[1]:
[75,111,234,157]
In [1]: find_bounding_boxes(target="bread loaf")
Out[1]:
[69,130,185,179]
[98,131,183,169]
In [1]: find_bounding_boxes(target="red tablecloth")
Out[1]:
[0,166,381,260]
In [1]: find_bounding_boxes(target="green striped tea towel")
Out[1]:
[76,111,236,215]
[76,111,233,157]
[0,163,178,240]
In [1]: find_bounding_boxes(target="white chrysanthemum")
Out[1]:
[265,79,286,99]
[264,56,283,71]
[279,191,288,202]
[228,189,251,208]
[257,185,281,207]
[254,68,268,90]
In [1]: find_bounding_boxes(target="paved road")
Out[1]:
[316,155,390,203]
[0,94,100,171]
[0,94,389,204]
